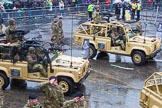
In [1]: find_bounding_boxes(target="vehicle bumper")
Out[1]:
[78,69,91,84]
[150,48,161,58]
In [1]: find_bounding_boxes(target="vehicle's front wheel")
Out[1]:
[89,44,97,59]
[0,73,10,89]
[58,77,74,96]
[131,51,146,66]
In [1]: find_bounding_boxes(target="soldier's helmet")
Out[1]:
[111,25,117,31]
[28,47,36,53]
[9,18,16,25]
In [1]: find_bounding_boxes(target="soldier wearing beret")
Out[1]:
[63,92,89,108]
[23,93,43,108]
[41,76,65,108]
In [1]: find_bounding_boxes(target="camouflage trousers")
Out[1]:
[115,40,125,50]
[33,64,47,77]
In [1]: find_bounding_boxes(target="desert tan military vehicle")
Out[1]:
[140,72,162,108]
[74,21,161,66]
[0,39,90,95]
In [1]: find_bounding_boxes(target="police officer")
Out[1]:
[23,94,43,108]
[87,2,94,21]
[63,92,88,108]
[136,1,141,21]
[51,16,59,45]
[27,47,47,77]
[41,76,64,108]
[131,1,136,20]
[93,5,101,24]
[0,86,3,108]
[136,20,143,35]
[5,18,18,43]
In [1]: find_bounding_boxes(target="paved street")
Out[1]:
[2,15,162,108]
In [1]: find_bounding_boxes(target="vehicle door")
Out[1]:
[0,44,28,79]
[92,25,111,51]
[26,46,48,79]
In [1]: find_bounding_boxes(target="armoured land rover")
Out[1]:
[74,21,161,66]
[140,72,162,108]
[0,39,90,95]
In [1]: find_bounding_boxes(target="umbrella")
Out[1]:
[4,1,13,4]
[113,0,121,4]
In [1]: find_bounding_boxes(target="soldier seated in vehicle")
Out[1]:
[27,47,47,77]
[111,27,125,50]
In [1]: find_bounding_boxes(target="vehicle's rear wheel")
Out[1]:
[89,44,97,59]
[0,73,10,89]
[131,51,146,66]
[58,77,74,96]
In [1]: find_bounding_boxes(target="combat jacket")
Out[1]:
[63,100,78,108]
[93,11,101,24]
[78,101,88,108]
[23,102,43,108]
[5,25,17,43]
[0,87,3,108]
[41,83,65,108]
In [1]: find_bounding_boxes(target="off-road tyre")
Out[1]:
[0,73,10,89]
[89,44,97,59]
[58,77,74,96]
[131,51,146,66]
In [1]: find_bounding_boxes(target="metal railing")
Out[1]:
[0,2,161,21]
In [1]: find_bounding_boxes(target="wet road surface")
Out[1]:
[3,15,162,108]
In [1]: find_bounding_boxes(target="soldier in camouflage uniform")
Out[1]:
[0,86,3,108]
[111,27,125,50]
[63,92,89,108]
[41,76,64,108]
[58,17,64,45]
[27,47,47,77]
[5,18,18,43]
[136,20,143,35]
[23,94,43,108]
[51,16,59,45]
[93,5,101,24]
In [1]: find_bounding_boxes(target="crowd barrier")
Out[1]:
[0,2,161,22]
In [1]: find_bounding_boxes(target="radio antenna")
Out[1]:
[70,13,74,68]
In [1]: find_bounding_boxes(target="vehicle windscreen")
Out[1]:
[127,30,136,38]
[42,42,58,61]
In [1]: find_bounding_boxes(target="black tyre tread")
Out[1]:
[0,73,10,89]
[131,51,146,66]
[58,77,74,96]
[89,44,97,59]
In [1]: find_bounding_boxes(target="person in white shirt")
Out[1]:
[59,0,64,16]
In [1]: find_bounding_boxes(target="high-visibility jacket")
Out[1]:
[131,3,136,9]
[137,3,141,10]
[88,4,94,12]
